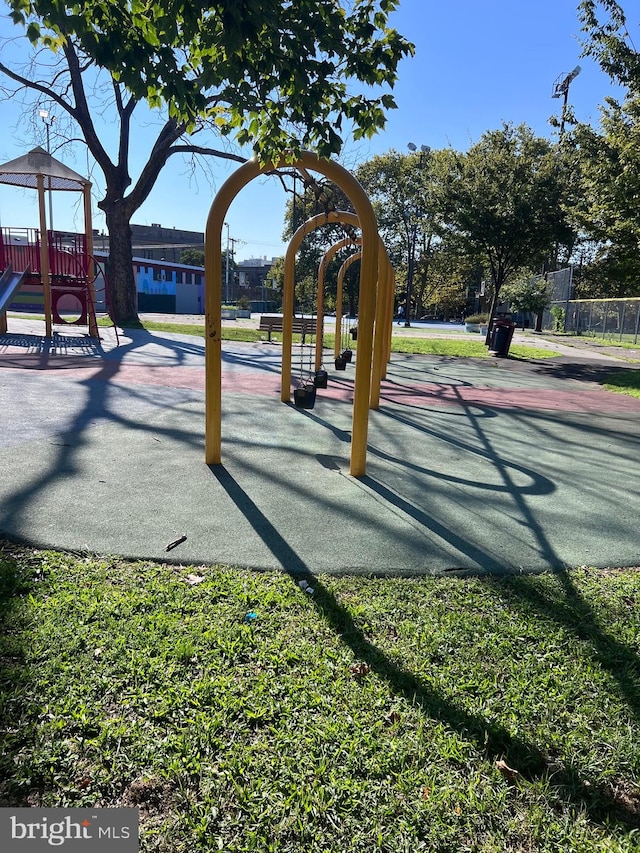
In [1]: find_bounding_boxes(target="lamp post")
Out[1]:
[403,142,430,327]
[224,221,230,304]
[552,65,581,139]
[38,109,55,229]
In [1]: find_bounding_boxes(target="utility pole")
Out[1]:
[38,109,55,229]
[224,222,230,304]
[225,235,240,303]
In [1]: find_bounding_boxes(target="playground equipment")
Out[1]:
[293,320,318,409]
[335,251,361,366]
[0,265,31,334]
[0,147,101,337]
[281,209,394,410]
[315,236,360,371]
[205,152,386,477]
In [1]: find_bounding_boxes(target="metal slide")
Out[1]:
[0,264,30,314]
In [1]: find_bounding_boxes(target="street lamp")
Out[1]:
[224,221,230,304]
[552,65,581,138]
[39,109,55,229]
[403,142,430,327]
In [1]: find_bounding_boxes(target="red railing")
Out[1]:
[47,230,89,281]
[0,227,90,282]
[0,227,41,274]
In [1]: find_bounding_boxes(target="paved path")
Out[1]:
[1,317,639,576]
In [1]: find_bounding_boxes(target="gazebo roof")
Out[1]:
[0,146,90,191]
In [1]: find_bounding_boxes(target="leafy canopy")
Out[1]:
[501,273,551,315]
[8,0,414,162]
[578,0,639,91]
[444,123,571,291]
[573,1,640,294]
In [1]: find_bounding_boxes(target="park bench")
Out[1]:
[259,315,317,342]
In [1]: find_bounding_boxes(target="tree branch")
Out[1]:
[166,144,247,163]
[61,39,115,183]
[0,58,70,116]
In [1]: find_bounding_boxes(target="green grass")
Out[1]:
[579,335,640,350]
[11,313,559,359]
[548,333,640,351]
[1,542,639,851]
[388,336,557,360]
[602,370,640,398]
[111,318,558,360]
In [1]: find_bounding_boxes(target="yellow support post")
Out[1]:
[205,160,264,464]
[372,243,394,390]
[385,265,396,368]
[83,183,99,338]
[37,174,52,337]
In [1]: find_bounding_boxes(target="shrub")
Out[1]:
[550,305,566,331]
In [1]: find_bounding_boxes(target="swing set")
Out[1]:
[204,151,393,477]
[334,251,360,370]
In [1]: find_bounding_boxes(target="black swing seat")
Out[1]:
[294,383,317,409]
[314,369,328,388]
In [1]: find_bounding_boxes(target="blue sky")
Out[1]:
[0,0,626,262]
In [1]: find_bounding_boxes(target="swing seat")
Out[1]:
[314,369,328,389]
[294,383,317,409]
[335,357,347,371]
[341,349,353,363]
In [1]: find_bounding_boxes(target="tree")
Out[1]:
[570,97,640,296]
[2,0,412,324]
[443,123,573,342]
[578,0,639,92]
[180,249,205,267]
[500,272,551,330]
[570,1,640,296]
[356,147,452,321]
[280,179,360,313]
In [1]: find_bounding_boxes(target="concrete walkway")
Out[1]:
[1,317,639,576]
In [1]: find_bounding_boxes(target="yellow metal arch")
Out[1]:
[280,209,393,410]
[205,151,379,477]
[315,237,360,370]
[335,251,361,360]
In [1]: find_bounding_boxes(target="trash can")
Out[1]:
[489,318,516,357]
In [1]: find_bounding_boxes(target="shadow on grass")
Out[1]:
[210,464,640,830]
[488,570,640,723]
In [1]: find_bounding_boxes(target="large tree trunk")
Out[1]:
[104,205,139,326]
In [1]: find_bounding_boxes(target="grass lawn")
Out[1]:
[602,370,640,399]
[93,316,558,360]
[1,543,638,852]
[574,336,640,351]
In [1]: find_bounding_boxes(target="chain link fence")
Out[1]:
[538,267,640,343]
[561,298,640,343]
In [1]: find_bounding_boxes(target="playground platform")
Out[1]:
[1,317,639,577]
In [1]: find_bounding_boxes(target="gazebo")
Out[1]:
[0,146,97,336]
